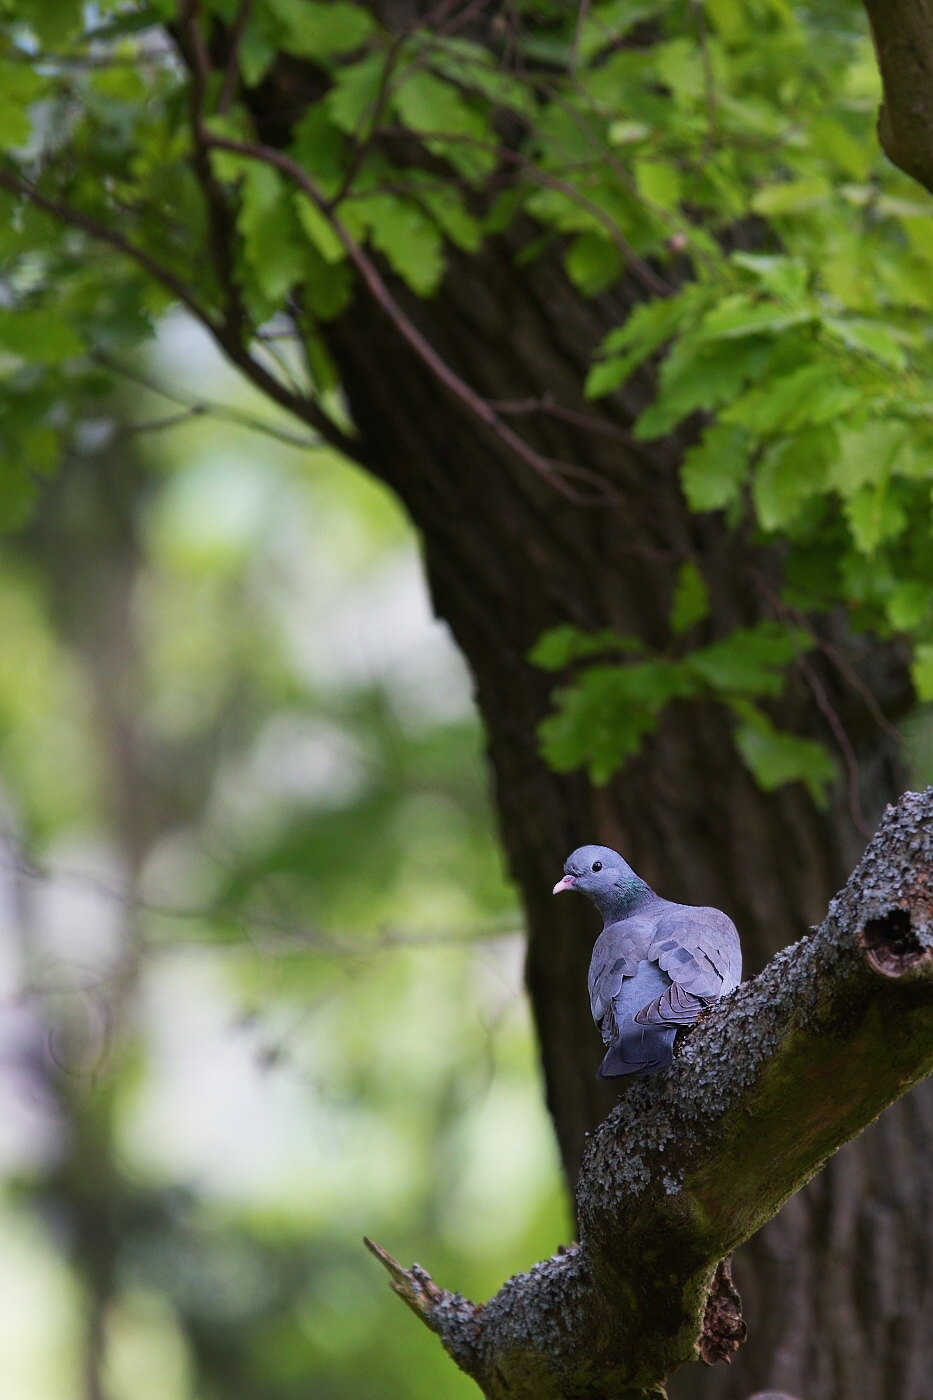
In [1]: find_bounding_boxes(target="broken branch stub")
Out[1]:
[367,789,933,1400]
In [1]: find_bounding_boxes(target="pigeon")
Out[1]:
[553,844,741,1079]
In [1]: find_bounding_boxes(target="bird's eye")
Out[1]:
[592,860,602,872]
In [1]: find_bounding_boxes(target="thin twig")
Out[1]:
[569,0,592,74]
[556,76,720,277]
[491,394,631,442]
[218,0,253,114]
[796,647,871,838]
[787,606,902,744]
[377,126,673,298]
[169,6,364,458]
[752,570,902,744]
[206,132,620,504]
[102,360,325,449]
[689,0,717,157]
[0,167,212,327]
[2,126,353,461]
[760,582,871,836]
[329,0,486,208]
[122,407,207,435]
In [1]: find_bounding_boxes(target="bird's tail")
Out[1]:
[596,1022,675,1079]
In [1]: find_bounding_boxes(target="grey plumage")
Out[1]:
[554,844,741,1079]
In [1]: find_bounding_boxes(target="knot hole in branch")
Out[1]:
[699,1256,746,1365]
[860,907,928,977]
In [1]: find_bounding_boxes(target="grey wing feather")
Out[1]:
[588,918,654,1022]
[642,905,742,1026]
[634,982,706,1027]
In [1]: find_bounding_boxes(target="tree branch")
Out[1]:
[0,167,213,327]
[863,0,933,195]
[205,133,619,504]
[367,787,933,1399]
[0,165,362,461]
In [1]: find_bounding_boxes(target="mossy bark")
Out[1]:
[370,790,933,1400]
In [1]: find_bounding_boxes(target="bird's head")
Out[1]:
[553,844,650,921]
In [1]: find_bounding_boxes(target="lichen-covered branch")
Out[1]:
[368,789,933,1399]
[863,0,933,195]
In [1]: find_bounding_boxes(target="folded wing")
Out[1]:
[587,918,656,1026]
[635,905,742,1028]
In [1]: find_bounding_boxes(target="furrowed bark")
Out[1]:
[863,0,933,196]
[226,20,923,1392]
[317,230,918,1396]
[368,788,933,1400]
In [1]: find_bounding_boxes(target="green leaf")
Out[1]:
[723,364,860,436]
[635,335,773,439]
[680,422,753,512]
[652,37,706,104]
[295,194,346,264]
[752,426,837,532]
[588,285,710,397]
[669,561,710,635]
[265,0,374,58]
[686,622,799,697]
[912,643,933,702]
[0,310,83,364]
[820,316,907,370]
[537,660,699,783]
[810,117,872,181]
[829,421,909,498]
[588,284,706,378]
[528,625,644,670]
[302,241,354,319]
[751,177,831,215]
[393,69,485,139]
[732,705,835,806]
[239,21,276,85]
[731,253,808,301]
[580,1,661,60]
[344,194,444,296]
[418,187,482,254]
[0,65,46,151]
[634,159,681,211]
[392,69,493,179]
[238,162,305,305]
[886,581,931,631]
[327,52,387,134]
[843,479,907,554]
[565,233,621,296]
[429,43,535,119]
[697,293,815,342]
[290,102,349,196]
[537,675,660,784]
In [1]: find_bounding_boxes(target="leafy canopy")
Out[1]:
[0,0,931,801]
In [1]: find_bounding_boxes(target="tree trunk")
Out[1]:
[323,229,927,1395]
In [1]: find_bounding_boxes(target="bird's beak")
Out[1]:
[553,874,576,894]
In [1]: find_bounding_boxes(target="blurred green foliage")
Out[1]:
[0,330,566,1398]
[0,0,932,1387]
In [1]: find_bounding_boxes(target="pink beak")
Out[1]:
[553,874,576,894]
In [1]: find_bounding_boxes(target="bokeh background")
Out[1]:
[5,309,933,1400]
[0,312,570,1400]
